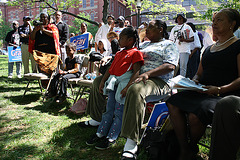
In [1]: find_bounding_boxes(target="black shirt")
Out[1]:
[18,25,30,44]
[65,56,81,77]
[5,30,20,45]
[54,21,69,46]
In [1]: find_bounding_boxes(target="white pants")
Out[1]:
[21,43,36,74]
[179,52,190,77]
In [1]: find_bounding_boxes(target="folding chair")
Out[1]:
[23,50,61,100]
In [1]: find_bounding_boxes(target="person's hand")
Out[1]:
[59,70,66,74]
[20,33,27,38]
[26,21,31,26]
[99,81,105,94]
[179,36,185,42]
[202,86,218,96]
[135,73,149,84]
[100,56,111,66]
[33,26,40,31]
[40,25,44,31]
[120,87,128,98]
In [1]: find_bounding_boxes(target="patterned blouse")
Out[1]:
[139,39,179,83]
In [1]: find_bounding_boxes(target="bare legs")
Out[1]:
[167,103,206,160]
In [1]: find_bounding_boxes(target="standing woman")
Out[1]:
[79,22,93,54]
[166,8,240,160]
[29,12,60,55]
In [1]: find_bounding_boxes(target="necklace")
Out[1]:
[215,36,235,47]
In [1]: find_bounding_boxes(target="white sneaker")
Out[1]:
[8,75,13,79]
[17,75,22,78]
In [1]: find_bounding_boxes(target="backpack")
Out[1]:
[140,117,180,160]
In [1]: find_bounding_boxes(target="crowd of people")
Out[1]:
[5,8,240,160]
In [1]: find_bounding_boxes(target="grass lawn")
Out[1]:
[0,55,210,160]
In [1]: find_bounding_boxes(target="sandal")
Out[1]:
[77,121,97,128]
[121,151,137,160]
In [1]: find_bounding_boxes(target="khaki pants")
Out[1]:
[21,43,36,74]
[120,78,171,143]
[86,75,107,122]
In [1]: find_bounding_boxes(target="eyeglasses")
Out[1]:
[107,36,116,39]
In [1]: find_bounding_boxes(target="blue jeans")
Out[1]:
[8,62,22,76]
[97,89,124,140]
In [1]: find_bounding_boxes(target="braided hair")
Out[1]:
[154,20,169,39]
[120,25,140,49]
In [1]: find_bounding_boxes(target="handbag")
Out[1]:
[99,58,113,75]
[69,98,88,115]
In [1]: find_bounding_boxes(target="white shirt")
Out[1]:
[169,24,194,54]
[95,24,111,51]
[190,32,201,51]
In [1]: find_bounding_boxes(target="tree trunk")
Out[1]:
[102,0,109,24]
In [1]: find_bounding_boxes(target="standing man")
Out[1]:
[95,15,115,52]
[111,16,125,35]
[169,13,194,77]
[54,11,69,67]
[19,16,35,74]
[5,21,21,78]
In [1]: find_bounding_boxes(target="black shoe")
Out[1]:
[86,134,105,146]
[95,138,116,150]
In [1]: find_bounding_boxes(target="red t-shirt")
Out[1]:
[109,47,144,76]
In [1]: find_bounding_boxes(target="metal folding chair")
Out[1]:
[23,50,61,100]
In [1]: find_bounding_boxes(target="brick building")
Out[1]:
[0,0,133,27]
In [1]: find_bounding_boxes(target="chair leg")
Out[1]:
[74,86,84,103]
[23,80,31,98]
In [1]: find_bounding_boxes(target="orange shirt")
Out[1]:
[109,47,144,76]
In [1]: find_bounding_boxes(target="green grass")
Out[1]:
[0,55,209,160]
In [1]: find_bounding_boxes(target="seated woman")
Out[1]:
[30,12,60,55]
[47,43,81,103]
[166,8,240,160]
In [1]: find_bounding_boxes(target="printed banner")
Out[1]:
[70,33,89,50]
[8,46,22,62]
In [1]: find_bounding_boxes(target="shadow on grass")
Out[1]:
[6,94,42,105]
[47,123,124,160]
[24,99,84,120]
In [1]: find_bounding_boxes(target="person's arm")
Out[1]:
[179,36,194,43]
[62,63,80,74]
[135,63,175,84]
[40,25,54,37]
[30,26,40,40]
[120,62,141,97]
[192,58,203,83]
[99,67,111,94]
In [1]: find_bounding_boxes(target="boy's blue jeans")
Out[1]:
[97,89,124,140]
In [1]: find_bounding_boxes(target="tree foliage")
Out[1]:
[0,10,12,47]
[8,0,99,26]
[124,0,186,21]
[69,12,98,38]
[193,0,240,21]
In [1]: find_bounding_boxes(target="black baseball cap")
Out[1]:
[23,16,31,20]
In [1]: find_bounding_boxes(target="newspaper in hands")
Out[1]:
[169,75,207,91]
